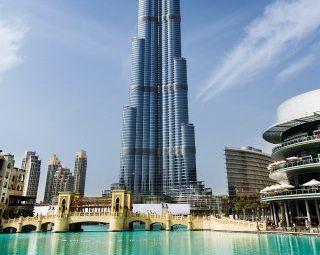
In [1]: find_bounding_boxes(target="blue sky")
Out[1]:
[1,0,320,200]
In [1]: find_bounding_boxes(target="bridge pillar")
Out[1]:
[17,217,23,233]
[17,223,22,233]
[144,212,151,231]
[53,217,69,232]
[109,216,127,231]
[145,220,151,231]
[187,215,192,231]
[36,216,42,232]
[165,213,171,231]
[47,223,53,231]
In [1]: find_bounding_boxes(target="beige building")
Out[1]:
[0,152,26,219]
[0,153,15,218]
[51,167,74,201]
[8,167,25,197]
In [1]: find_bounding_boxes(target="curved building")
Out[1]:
[120,0,198,196]
[262,89,320,227]
[225,146,274,199]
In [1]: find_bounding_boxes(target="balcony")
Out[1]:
[269,157,320,176]
[272,134,320,157]
[261,188,320,202]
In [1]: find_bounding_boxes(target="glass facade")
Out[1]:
[120,0,197,195]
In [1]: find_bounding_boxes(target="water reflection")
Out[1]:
[0,230,320,255]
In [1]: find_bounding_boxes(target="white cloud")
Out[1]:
[0,20,28,81]
[198,0,320,101]
[276,54,315,80]
[276,42,320,81]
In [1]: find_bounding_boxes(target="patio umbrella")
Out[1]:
[302,179,320,187]
[278,183,294,189]
[286,157,299,161]
[268,184,282,191]
[260,186,271,194]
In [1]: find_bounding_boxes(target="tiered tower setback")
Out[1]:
[120,0,197,195]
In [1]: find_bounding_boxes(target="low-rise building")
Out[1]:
[0,153,15,218]
[0,152,35,219]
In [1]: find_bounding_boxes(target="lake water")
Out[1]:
[0,226,320,255]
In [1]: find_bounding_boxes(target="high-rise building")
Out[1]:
[51,167,74,200]
[43,154,61,204]
[120,0,198,196]
[73,150,87,196]
[261,89,320,227]
[225,146,274,199]
[21,151,41,202]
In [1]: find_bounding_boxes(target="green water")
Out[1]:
[0,228,320,255]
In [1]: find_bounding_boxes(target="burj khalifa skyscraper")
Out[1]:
[120,0,197,196]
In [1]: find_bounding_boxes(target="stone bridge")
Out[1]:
[1,212,265,233]
[1,215,56,233]
[0,190,266,233]
[1,212,197,232]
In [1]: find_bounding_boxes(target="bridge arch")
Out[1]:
[21,224,37,233]
[150,222,165,231]
[69,219,110,225]
[2,226,17,233]
[69,221,110,232]
[41,221,55,232]
[170,224,188,231]
[128,220,146,231]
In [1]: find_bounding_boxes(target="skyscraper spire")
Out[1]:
[120,0,197,195]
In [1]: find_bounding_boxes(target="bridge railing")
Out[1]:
[213,217,265,230]
[69,211,119,217]
[149,214,166,220]
[1,215,56,225]
[173,215,188,221]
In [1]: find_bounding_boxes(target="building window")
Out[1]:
[115,197,120,212]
